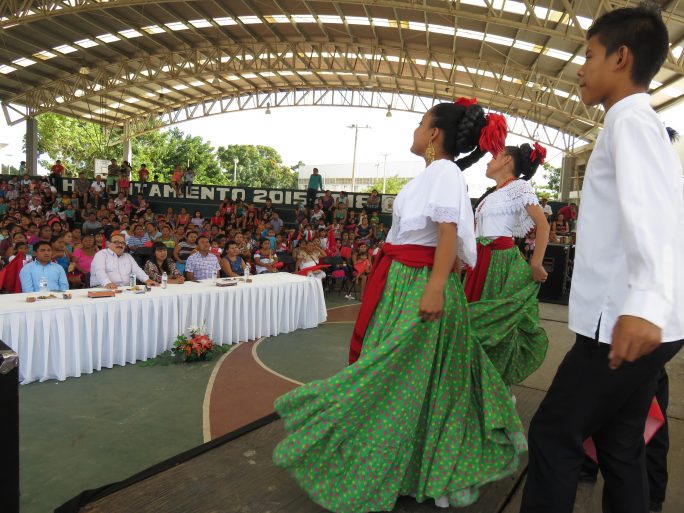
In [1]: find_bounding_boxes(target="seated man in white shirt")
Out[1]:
[90,175,106,196]
[90,234,157,289]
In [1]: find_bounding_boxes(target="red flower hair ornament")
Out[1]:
[454,97,478,107]
[530,142,547,165]
[478,113,508,156]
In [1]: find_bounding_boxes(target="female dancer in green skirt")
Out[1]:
[273,100,527,512]
[465,143,550,385]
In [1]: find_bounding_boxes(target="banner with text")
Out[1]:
[59,179,397,214]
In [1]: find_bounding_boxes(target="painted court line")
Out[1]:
[251,338,304,387]
[202,344,242,443]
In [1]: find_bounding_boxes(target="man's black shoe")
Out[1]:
[649,500,663,512]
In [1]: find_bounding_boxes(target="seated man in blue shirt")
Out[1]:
[19,240,68,292]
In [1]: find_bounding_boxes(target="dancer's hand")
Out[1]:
[418,284,444,322]
[530,262,548,283]
[609,315,662,369]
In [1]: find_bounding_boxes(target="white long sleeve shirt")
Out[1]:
[89,248,149,287]
[568,93,684,344]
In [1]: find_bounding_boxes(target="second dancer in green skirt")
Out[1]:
[465,143,551,385]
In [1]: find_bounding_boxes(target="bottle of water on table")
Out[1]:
[161,272,168,289]
[129,272,136,288]
[244,263,250,280]
[39,276,48,294]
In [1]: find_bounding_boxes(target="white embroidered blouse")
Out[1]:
[386,159,476,267]
[474,179,539,238]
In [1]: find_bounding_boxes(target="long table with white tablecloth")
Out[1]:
[0,273,327,384]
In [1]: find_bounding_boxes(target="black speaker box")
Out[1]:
[0,340,19,513]
[539,244,570,300]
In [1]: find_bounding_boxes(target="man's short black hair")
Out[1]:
[196,235,209,243]
[587,3,669,87]
[33,241,51,252]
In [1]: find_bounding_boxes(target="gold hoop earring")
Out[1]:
[425,140,436,165]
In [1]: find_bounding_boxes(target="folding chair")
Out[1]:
[277,252,296,273]
[322,256,347,293]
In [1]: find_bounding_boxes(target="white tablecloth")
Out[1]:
[0,273,326,384]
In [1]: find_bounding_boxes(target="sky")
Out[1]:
[1,101,683,198]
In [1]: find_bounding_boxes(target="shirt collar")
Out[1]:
[604,93,651,126]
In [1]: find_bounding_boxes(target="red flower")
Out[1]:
[454,97,478,107]
[478,113,508,156]
[530,142,547,165]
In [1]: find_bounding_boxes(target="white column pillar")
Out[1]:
[122,121,132,164]
[26,117,38,175]
[560,155,576,202]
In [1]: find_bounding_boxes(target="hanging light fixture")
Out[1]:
[212,75,221,86]
[385,105,392,118]
[265,102,272,114]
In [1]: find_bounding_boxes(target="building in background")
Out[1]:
[298,161,422,193]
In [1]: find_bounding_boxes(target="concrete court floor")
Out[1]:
[19,297,684,513]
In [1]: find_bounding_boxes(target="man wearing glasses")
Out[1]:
[90,234,156,289]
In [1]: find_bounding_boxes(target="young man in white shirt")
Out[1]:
[520,5,684,513]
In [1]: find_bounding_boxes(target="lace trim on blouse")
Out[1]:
[477,180,539,237]
[396,204,463,233]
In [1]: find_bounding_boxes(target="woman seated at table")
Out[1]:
[144,242,184,284]
[254,239,279,274]
[220,240,246,277]
[550,212,570,243]
[296,240,326,280]
[70,233,97,288]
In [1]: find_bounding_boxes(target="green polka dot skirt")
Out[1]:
[273,261,527,513]
[467,246,549,385]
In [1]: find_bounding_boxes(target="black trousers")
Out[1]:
[520,334,683,513]
[306,188,318,209]
[581,367,670,505]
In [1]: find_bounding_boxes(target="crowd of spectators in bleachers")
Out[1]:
[0,163,390,299]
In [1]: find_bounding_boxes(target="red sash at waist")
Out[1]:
[348,243,435,364]
[464,237,515,302]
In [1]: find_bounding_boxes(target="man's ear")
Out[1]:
[613,45,631,73]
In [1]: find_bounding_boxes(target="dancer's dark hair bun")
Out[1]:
[505,142,545,181]
[429,101,494,170]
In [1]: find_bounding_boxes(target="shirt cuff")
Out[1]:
[620,289,672,329]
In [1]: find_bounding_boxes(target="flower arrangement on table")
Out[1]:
[172,324,219,362]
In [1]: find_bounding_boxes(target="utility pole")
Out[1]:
[380,153,390,194]
[347,124,371,192]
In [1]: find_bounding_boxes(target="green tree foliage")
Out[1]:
[363,175,411,194]
[34,114,296,188]
[35,113,122,176]
[134,128,222,184]
[532,162,561,199]
[216,144,298,188]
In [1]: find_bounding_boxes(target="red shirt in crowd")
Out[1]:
[558,205,577,220]
[51,164,65,176]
